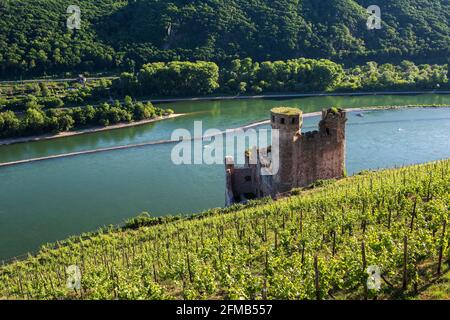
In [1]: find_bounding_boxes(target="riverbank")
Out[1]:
[54,90,450,108]
[0,105,448,168]
[150,90,450,103]
[0,113,185,146]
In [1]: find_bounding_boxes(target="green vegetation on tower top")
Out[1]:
[271,107,302,116]
[330,107,340,114]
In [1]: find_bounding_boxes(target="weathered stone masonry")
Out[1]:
[225,107,347,205]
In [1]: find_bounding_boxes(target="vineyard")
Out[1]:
[0,159,449,300]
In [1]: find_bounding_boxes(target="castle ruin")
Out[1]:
[225,107,347,205]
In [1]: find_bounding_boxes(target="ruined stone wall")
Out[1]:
[293,110,347,188]
[293,131,345,187]
[229,167,256,202]
[247,148,274,199]
[254,164,274,198]
[225,169,235,206]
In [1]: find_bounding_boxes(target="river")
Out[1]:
[0,94,450,260]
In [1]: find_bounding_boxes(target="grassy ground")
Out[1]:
[415,269,450,300]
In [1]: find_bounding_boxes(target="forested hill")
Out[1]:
[1,0,449,77]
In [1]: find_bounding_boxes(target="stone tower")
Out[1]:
[293,108,347,187]
[319,108,347,143]
[270,107,302,193]
[225,107,347,205]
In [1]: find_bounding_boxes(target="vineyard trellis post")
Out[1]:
[402,236,408,291]
[314,255,320,300]
[361,241,368,300]
[437,218,447,276]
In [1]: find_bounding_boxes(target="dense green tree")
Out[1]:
[71,107,87,126]
[0,97,171,138]
[46,113,75,133]
[0,0,448,78]
[84,105,97,123]
[23,108,46,133]
[338,61,449,91]
[220,58,346,93]
[132,102,157,120]
[0,111,20,137]
[135,61,219,96]
[112,73,140,96]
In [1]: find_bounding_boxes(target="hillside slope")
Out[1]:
[0,159,449,300]
[0,0,449,77]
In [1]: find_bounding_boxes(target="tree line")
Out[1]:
[0,97,173,139]
[1,59,447,115]
[111,58,449,97]
[111,61,220,97]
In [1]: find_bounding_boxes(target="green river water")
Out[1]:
[0,93,449,260]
